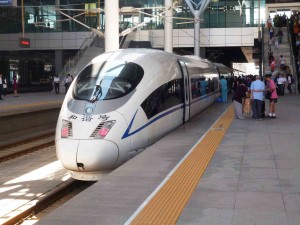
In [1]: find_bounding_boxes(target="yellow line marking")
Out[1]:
[130,105,234,225]
[0,100,63,110]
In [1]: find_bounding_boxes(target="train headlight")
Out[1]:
[95,121,116,139]
[61,119,72,138]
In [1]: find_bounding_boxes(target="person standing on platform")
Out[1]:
[274,34,279,49]
[220,75,228,103]
[64,74,72,94]
[277,28,283,44]
[250,75,265,120]
[277,73,286,96]
[3,76,7,96]
[13,75,19,97]
[267,15,272,30]
[54,75,60,94]
[287,73,292,94]
[233,79,247,120]
[0,73,3,100]
[269,25,275,40]
[279,55,286,70]
[270,59,276,72]
[265,74,278,119]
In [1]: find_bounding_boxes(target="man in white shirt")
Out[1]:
[277,74,286,96]
[287,74,292,94]
[250,75,265,120]
[0,73,3,100]
[54,75,60,94]
[279,55,286,69]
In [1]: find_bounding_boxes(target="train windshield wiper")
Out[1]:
[89,84,102,103]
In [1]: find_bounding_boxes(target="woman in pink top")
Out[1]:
[265,74,278,118]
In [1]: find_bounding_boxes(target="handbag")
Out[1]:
[265,90,272,99]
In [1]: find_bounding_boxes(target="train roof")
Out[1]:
[90,48,217,72]
[213,63,232,74]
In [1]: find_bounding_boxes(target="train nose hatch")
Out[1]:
[77,163,85,170]
[76,140,119,171]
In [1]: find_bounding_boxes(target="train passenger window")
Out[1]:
[141,79,183,120]
[73,61,144,101]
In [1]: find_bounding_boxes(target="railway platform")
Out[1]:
[0,92,64,117]
[37,94,300,225]
[0,92,64,147]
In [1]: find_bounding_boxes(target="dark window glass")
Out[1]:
[188,66,219,100]
[141,79,183,119]
[73,61,144,102]
[191,77,213,99]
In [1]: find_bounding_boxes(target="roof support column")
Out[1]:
[164,0,173,53]
[194,10,201,57]
[184,0,211,57]
[105,0,119,52]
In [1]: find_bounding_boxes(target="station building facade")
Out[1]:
[0,0,298,91]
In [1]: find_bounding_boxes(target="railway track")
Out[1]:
[0,133,100,225]
[5,179,95,225]
[0,132,55,163]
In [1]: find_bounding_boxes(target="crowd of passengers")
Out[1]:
[228,72,294,121]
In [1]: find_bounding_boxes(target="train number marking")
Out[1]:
[68,115,78,120]
[98,115,109,121]
[81,116,93,122]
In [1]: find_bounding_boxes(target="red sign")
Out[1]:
[19,38,30,48]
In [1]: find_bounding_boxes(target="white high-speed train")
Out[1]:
[56,48,223,180]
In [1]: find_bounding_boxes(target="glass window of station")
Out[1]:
[120,0,266,30]
[0,0,266,35]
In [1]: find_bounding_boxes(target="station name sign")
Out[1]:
[0,0,17,7]
[19,38,30,48]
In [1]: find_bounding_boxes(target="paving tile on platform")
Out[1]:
[238,178,281,192]
[286,210,300,225]
[203,167,240,178]
[275,159,300,169]
[280,179,300,193]
[283,193,300,210]
[177,208,234,225]
[197,177,239,192]
[243,144,273,153]
[232,209,288,225]
[185,191,236,209]
[216,144,244,153]
[243,152,274,160]
[235,192,285,210]
[240,167,278,179]
[278,168,300,180]
[242,159,276,168]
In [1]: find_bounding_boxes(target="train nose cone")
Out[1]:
[56,139,119,172]
[76,140,119,171]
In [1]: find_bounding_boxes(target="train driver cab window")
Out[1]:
[73,61,144,102]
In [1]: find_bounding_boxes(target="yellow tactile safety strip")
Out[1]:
[131,105,234,225]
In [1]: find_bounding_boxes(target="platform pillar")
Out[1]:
[105,0,119,52]
[164,0,173,53]
[55,50,62,77]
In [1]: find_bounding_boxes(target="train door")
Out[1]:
[178,60,190,123]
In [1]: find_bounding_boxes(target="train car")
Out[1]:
[214,63,233,80]
[56,49,220,180]
[214,63,234,93]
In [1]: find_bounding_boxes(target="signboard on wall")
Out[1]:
[0,0,17,7]
[19,38,30,48]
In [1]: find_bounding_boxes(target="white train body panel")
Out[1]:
[55,49,222,180]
